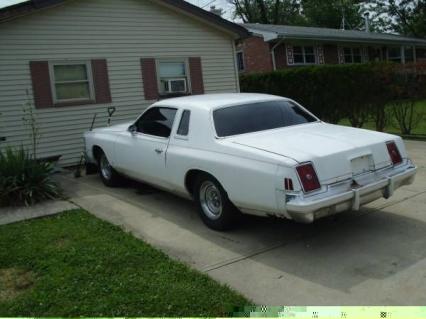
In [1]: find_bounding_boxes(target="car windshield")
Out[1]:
[213,100,318,137]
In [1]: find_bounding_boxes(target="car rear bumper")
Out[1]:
[285,162,417,223]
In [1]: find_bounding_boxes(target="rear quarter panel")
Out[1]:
[167,138,295,215]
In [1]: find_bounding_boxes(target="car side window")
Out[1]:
[136,107,177,138]
[177,110,190,136]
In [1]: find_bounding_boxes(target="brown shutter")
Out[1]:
[316,46,325,64]
[141,58,159,100]
[91,59,112,104]
[29,61,53,109]
[286,45,294,66]
[337,47,345,64]
[189,57,204,95]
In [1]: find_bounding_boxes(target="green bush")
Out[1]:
[240,62,425,129]
[0,147,62,207]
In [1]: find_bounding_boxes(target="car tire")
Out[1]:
[194,174,240,231]
[98,151,121,187]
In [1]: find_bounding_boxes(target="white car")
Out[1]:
[84,93,417,230]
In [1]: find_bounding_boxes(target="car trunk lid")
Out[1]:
[231,122,394,183]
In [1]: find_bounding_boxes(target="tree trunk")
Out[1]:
[256,0,269,23]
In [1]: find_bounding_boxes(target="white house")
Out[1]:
[0,0,248,166]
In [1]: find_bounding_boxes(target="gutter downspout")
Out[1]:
[271,38,285,71]
[232,40,241,92]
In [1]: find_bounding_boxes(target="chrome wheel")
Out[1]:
[199,181,223,220]
[100,154,112,181]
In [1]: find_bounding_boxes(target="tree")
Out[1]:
[228,0,307,25]
[369,0,426,37]
[228,0,365,29]
[302,0,364,29]
[228,0,425,37]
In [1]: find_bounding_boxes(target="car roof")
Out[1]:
[153,93,287,110]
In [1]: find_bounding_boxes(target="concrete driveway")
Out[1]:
[59,140,426,305]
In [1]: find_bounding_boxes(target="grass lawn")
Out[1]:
[339,100,426,138]
[0,210,251,317]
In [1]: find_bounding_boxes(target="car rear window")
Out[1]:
[213,100,317,137]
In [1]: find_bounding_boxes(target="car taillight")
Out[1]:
[386,141,402,165]
[296,163,321,193]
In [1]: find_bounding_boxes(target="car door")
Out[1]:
[115,107,177,188]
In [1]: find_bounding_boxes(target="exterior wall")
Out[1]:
[416,48,426,63]
[242,36,426,72]
[273,43,288,69]
[323,45,339,64]
[238,36,273,73]
[0,0,239,166]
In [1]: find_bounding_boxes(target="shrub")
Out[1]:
[386,65,426,134]
[391,100,424,135]
[240,62,425,130]
[241,63,390,123]
[0,147,62,207]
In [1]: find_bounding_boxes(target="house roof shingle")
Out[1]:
[244,23,426,46]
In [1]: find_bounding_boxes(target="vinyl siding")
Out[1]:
[0,0,239,166]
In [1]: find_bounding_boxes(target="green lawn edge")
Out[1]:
[0,209,252,317]
[338,100,426,139]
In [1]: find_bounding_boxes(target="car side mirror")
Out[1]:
[128,125,137,135]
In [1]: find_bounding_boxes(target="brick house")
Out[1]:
[236,24,426,74]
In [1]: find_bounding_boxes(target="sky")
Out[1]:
[0,0,235,19]
[187,0,234,19]
[0,0,27,9]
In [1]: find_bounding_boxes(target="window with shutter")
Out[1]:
[49,61,94,103]
[141,57,204,99]
[236,51,245,72]
[288,45,318,65]
[30,59,111,108]
[342,47,363,64]
[388,47,402,63]
[157,60,189,95]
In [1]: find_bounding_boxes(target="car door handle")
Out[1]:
[155,148,164,154]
